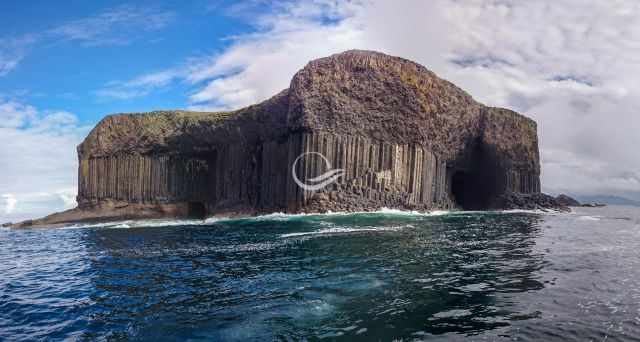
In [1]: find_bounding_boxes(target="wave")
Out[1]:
[224,208,452,220]
[576,215,603,221]
[199,208,455,225]
[280,225,412,238]
[498,208,560,214]
[58,219,211,230]
[51,207,557,230]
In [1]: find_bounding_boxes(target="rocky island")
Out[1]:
[12,50,564,228]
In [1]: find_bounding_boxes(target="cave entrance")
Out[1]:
[451,170,486,211]
[187,202,207,219]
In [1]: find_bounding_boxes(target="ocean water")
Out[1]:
[1,206,640,341]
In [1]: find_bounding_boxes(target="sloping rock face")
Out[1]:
[15,50,550,227]
[556,194,581,207]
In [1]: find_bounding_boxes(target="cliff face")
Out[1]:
[17,50,548,227]
[288,50,484,155]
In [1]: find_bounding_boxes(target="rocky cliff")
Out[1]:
[15,50,556,228]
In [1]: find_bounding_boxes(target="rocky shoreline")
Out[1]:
[5,194,581,229]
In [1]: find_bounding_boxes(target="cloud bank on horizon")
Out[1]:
[1,0,639,221]
[0,99,88,221]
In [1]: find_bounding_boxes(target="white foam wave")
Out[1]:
[498,208,563,214]
[266,208,452,219]
[375,208,452,216]
[280,225,411,238]
[204,208,454,224]
[58,219,210,230]
[53,207,555,230]
[577,215,602,221]
[202,212,308,223]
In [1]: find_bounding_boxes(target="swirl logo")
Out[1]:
[291,152,345,192]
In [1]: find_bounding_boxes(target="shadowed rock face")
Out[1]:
[14,50,551,227]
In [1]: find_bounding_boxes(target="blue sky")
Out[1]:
[0,1,255,123]
[1,0,640,222]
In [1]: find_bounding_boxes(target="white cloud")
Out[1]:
[0,35,37,76]
[95,68,184,100]
[0,56,20,76]
[2,194,17,214]
[56,188,78,209]
[185,1,366,110]
[0,100,38,128]
[0,98,89,222]
[48,5,175,46]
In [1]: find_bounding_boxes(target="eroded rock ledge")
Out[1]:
[13,50,564,228]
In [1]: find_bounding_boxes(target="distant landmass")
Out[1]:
[575,195,640,207]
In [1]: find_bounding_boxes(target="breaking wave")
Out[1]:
[43,207,559,231]
[280,225,412,238]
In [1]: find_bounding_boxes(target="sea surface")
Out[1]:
[2,206,640,341]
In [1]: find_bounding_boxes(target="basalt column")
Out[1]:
[292,131,453,212]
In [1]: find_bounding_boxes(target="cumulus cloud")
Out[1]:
[185,1,366,110]
[173,0,638,199]
[0,98,89,222]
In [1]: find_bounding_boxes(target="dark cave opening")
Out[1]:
[449,137,505,211]
[451,170,486,211]
[450,163,503,211]
[187,202,207,219]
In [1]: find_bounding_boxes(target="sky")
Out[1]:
[1,0,639,222]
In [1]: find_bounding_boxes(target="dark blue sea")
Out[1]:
[2,206,640,341]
